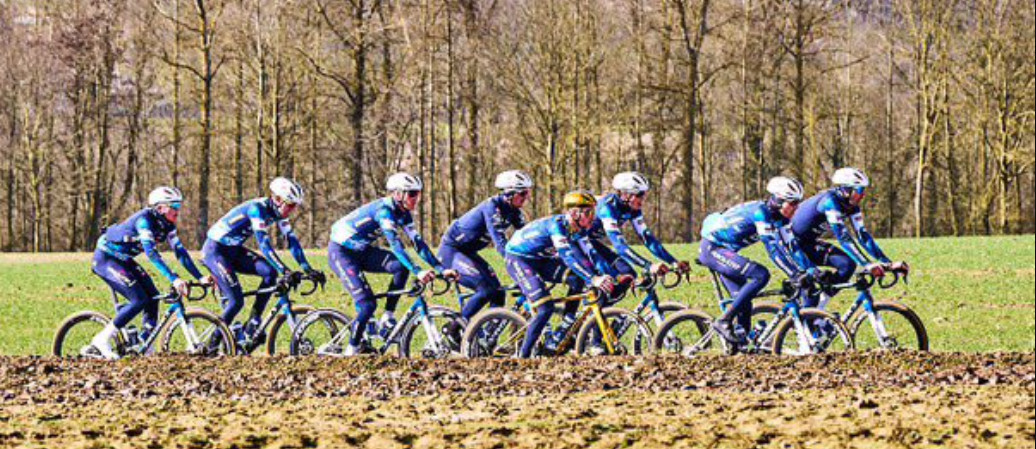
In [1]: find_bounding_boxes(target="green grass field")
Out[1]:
[1,235,1033,356]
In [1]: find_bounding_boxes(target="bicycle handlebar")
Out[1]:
[158,281,210,304]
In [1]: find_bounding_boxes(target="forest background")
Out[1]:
[1,0,1033,252]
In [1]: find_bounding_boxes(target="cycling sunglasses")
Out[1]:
[168,202,183,211]
[404,190,422,199]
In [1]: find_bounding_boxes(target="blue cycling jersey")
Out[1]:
[207,197,311,274]
[329,197,444,275]
[587,193,677,269]
[505,215,615,281]
[441,195,526,256]
[790,189,890,266]
[98,208,204,283]
[700,201,813,276]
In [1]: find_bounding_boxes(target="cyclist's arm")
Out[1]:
[277,219,313,271]
[484,204,511,258]
[549,223,596,283]
[631,215,678,265]
[602,216,652,269]
[136,218,180,283]
[849,212,892,264]
[825,209,872,266]
[576,236,618,278]
[249,205,289,274]
[755,220,803,277]
[168,230,204,280]
[404,223,445,273]
[779,227,817,273]
[377,209,422,275]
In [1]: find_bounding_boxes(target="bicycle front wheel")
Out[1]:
[850,302,929,351]
[52,311,112,358]
[460,308,528,359]
[289,309,353,357]
[399,306,465,359]
[159,308,235,357]
[574,308,654,356]
[772,309,854,356]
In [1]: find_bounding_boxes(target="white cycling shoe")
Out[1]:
[90,323,121,361]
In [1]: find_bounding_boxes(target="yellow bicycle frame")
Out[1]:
[528,288,621,355]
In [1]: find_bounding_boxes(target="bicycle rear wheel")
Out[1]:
[850,302,929,351]
[266,304,319,356]
[575,307,654,356]
[651,309,720,356]
[52,311,112,358]
[460,308,528,359]
[771,309,854,356]
[159,308,235,356]
[289,309,353,357]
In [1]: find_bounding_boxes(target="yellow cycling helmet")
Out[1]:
[562,191,597,209]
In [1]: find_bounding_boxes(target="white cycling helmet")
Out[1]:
[766,176,805,202]
[386,172,424,192]
[495,170,534,191]
[148,186,184,207]
[612,172,651,194]
[270,177,305,204]
[832,167,870,188]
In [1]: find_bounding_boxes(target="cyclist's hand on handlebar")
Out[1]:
[864,263,886,278]
[616,274,635,286]
[676,261,692,274]
[417,269,437,285]
[199,275,216,288]
[889,261,910,275]
[650,263,670,276]
[173,278,191,298]
[441,269,461,282]
[304,268,327,285]
[592,275,616,294]
[279,270,303,289]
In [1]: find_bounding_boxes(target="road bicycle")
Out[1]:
[460,284,653,358]
[289,277,464,358]
[653,261,854,356]
[53,282,234,358]
[812,266,927,351]
[224,271,333,355]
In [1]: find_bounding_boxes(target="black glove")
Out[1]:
[278,270,303,290]
[791,271,815,290]
[305,269,327,286]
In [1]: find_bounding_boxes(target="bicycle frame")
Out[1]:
[110,284,212,355]
[528,289,620,355]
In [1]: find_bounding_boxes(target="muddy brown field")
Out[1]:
[2,353,1034,448]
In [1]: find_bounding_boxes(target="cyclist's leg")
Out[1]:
[91,251,157,356]
[328,243,378,349]
[506,256,553,358]
[816,240,856,284]
[700,241,770,334]
[361,247,409,316]
[801,240,855,306]
[203,240,246,324]
[236,249,278,325]
[448,248,505,320]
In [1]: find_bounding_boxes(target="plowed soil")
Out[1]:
[2,352,1034,448]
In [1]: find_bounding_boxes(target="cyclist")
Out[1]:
[791,168,909,305]
[89,187,212,360]
[439,170,532,325]
[699,177,817,346]
[505,191,622,358]
[588,172,692,283]
[202,177,321,343]
[328,173,459,356]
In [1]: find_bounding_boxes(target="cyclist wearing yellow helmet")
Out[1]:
[504,191,619,358]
